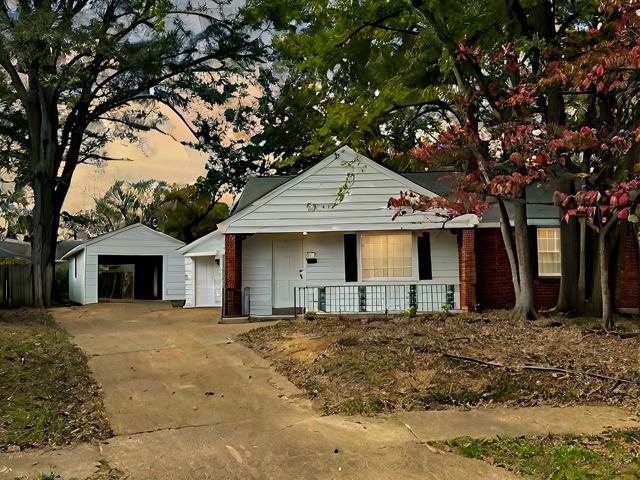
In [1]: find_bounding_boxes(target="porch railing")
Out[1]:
[294,284,457,317]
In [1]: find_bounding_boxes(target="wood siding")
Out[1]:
[222,147,476,234]
[241,231,460,316]
[68,224,185,305]
[184,257,194,307]
[68,249,85,304]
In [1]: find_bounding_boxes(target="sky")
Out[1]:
[61,1,248,213]
[63,123,209,212]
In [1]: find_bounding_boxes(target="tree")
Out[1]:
[0,186,31,240]
[61,179,169,236]
[61,179,230,242]
[251,0,640,324]
[0,1,266,307]
[155,185,229,242]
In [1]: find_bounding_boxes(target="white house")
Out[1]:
[62,223,185,305]
[178,230,225,308]
[218,146,479,318]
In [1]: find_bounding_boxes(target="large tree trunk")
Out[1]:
[599,219,618,330]
[556,217,579,312]
[31,174,57,308]
[28,84,59,308]
[497,199,521,302]
[511,200,537,320]
[577,217,587,310]
[497,198,537,321]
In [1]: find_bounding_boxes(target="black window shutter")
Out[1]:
[344,234,358,282]
[418,233,432,280]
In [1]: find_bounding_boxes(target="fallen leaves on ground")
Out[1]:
[239,312,640,416]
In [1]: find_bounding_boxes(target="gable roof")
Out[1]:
[230,176,293,215]
[218,146,479,234]
[178,229,225,256]
[56,240,84,261]
[61,223,184,260]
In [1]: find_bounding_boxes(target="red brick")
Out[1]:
[458,229,477,310]
[224,234,243,317]
[475,228,559,311]
[616,228,640,310]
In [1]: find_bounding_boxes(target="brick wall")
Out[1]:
[475,228,559,311]
[475,228,517,310]
[458,229,477,310]
[224,234,243,317]
[616,228,640,310]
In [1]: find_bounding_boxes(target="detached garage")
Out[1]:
[62,223,185,305]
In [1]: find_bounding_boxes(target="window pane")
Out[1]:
[361,233,413,279]
[537,228,561,276]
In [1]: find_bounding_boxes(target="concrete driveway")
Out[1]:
[2,303,636,479]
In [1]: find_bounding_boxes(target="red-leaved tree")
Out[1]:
[390,0,640,326]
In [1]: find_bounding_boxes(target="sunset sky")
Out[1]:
[62,111,210,213]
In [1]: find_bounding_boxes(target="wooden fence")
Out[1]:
[0,264,33,307]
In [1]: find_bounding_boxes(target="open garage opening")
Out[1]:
[98,255,163,302]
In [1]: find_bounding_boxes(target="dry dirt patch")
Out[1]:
[239,313,640,416]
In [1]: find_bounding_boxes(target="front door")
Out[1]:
[195,257,216,307]
[273,240,303,310]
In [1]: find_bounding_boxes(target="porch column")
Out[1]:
[458,229,477,311]
[224,234,243,317]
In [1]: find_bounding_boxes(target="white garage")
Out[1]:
[179,230,225,308]
[62,223,185,305]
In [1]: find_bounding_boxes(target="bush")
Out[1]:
[304,310,317,320]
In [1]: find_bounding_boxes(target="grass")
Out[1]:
[445,430,640,479]
[0,309,111,450]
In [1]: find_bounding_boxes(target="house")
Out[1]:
[0,238,30,260]
[217,146,479,318]
[178,230,225,308]
[218,146,640,318]
[61,223,185,305]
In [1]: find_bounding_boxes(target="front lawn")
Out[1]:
[0,309,111,450]
[239,312,640,415]
[443,430,640,479]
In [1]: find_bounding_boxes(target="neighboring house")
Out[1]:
[0,238,30,260]
[217,146,478,318]
[61,223,185,305]
[179,230,225,308]
[218,146,640,318]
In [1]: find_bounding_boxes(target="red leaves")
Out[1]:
[558,179,640,225]
[388,189,489,220]
[488,170,547,198]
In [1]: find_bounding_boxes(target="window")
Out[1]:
[361,233,412,279]
[73,258,77,278]
[537,228,561,276]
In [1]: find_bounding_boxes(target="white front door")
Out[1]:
[195,257,216,307]
[273,240,303,309]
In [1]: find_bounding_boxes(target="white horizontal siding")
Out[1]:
[184,257,194,307]
[242,234,273,316]
[72,225,185,305]
[68,250,85,304]
[223,148,452,234]
[302,233,345,284]
[183,232,225,256]
[164,254,186,300]
[85,253,99,304]
[242,230,460,315]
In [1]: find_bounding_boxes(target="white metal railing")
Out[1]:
[294,284,457,316]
